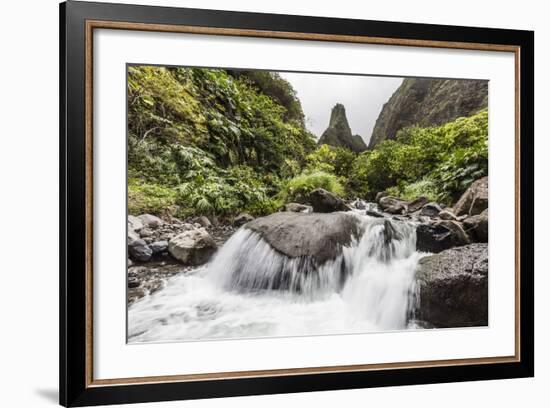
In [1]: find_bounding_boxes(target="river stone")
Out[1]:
[128,215,143,232]
[438,209,458,221]
[416,220,470,253]
[463,209,488,242]
[138,214,164,229]
[453,176,488,216]
[168,229,217,265]
[366,209,384,218]
[196,216,211,228]
[375,191,389,203]
[150,240,169,254]
[415,243,488,327]
[306,188,351,213]
[128,238,153,262]
[245,212,359,263]
[407,196,429,213]
[283,203,313,213]
[234,213,255,227]
[351,199,367,210]
[420,202,442,217]
[139,228,154,238]
[379,196,408,214]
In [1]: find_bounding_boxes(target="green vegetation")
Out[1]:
[128,66,488,218]
[349,110,488,203]
[279,170,345,204]
[128,66,315,217]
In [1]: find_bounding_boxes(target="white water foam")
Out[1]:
[128,214,423,343]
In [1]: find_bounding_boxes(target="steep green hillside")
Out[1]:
[127,66,316,217]
[369,78,488,148]
[351,110,488,203]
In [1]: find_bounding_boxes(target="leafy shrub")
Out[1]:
[349,110,488,201]
[306,144,357,177]
[174,165,279,218]
[279,171,345,203]
[128,180,178,215]
[385,178,440,202]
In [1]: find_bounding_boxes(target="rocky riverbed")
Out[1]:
[128,176,489,329]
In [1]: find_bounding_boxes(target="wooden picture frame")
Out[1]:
[60,1,534,406]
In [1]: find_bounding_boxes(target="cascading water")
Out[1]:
[128,212,423,343]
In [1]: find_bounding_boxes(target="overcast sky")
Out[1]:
[280,72,403,144]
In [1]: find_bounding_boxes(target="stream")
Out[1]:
[128,211,424,343]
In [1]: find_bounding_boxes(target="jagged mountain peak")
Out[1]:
[318,103,367,153]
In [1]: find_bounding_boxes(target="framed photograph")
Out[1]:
[60,1,534,406]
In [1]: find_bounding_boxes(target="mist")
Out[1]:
[280,72,403,145]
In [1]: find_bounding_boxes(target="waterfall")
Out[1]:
[128,213,423,343]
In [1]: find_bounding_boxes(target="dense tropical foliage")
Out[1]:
[128,66,488,218]
[128,66,315,217]
[349,110,488,203]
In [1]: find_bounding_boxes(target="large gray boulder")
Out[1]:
[168,229,217,265]
[453,176,488,216]
[245,212,359,263]
[416,220,470,253]
[463,209,488,242]
[415,243,488,328]
[306,188,351,213]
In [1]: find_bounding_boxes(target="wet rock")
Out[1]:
[375,191,389,203]
[366,209,385,218]
[128,277,140,288]
[283,203,313,213]
[128,215,143,232]
[420,202,442,217]
[139,228,154,238]
[407,196,430,213]
[415,243,488,327]
[453,176,488,216]
[351,199,367,210]
[128,229,140,244]
[138,214,164,229]
[150,240,169,254]
[168,229,217,265]
[246,212,359,263]
[438,209,458,221]
[463,209,488,242]
[307,188,351,213]
[416,220,470,253]
[234,213,255,227]
[379,196,408,214]
[128,238,153,262]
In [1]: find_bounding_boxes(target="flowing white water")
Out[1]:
[128,213,423,343]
